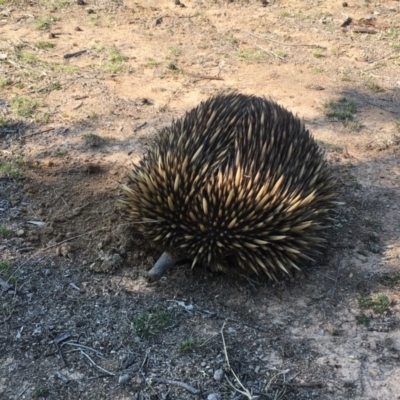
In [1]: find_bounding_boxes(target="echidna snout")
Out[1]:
[119,93,337,281]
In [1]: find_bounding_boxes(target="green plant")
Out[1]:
[55,151,68,157]
[316,140,342,152]
[179,337,197,352]
[0,260,10,271]
[0,225,12,238]
[372,293,390,313]
[312,66,324,74]
[366,81,385,93]
[386,27,398,39]
[274,49,287,58]
[313,48,324,58]
[35,16,60,30]
[237,48,266,61]
[147,58,159,67]
[358,294,374,309]
[0,78,11,88]
[358,293,390,314]
[381,272,400,288]
[32,387,49,399]
[16,51,38,63]
[0,161,22,179]
[11,96,39,118]
[169,46,181,56]
[101,46,125,73]
[324,97,359,128]
[355,313,370,327]
[131,308,175,338]
[50,63,78,74]
[35,41,55,49]
[89,15,99,26]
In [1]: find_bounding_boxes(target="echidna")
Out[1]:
[119,93,337,281]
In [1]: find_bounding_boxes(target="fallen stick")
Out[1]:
[150,377,200,395]
[186,72,224,80]
[63,49,87,59]
[245,30,326,48]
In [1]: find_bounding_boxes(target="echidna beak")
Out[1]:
[147,251,178,282]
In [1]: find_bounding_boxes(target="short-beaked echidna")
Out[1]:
[119,93,337,281]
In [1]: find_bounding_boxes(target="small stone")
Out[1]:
[207,395,218,400]
[86,8,95,14]
[42,269,51,276]
[118,374,131,384]
[75,26,83,31]
[213,369,224,381]
[342,1,348,6]
[369,369,378,377]
[16,229,25,237]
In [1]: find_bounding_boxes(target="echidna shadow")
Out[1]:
[119,92,338,281]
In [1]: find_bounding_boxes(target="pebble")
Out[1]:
[369,369,378,377]
[118,374,131,384]
[207,395,218,400]
[213,369,224,381]
[16,229,24,237]
[42,269,51,276]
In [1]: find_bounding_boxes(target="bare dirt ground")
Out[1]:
[1,0,400,399]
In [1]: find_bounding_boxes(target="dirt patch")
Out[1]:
[1,0,400,399]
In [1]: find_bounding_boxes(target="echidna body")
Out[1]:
[120,93,336,280]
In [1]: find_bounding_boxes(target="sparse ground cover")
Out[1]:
[1,0,400,399]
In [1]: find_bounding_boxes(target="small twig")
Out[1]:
[52,186,69,207]
[245,30,326,49]
[22,128,54,138]
[186,72,224,81]
[54,341,68,367]
[63,49,87,59]
[133,122,147,132]
[80,350,115,376]
[253,43,285,60]
[150,377,200,395]
[221,322,254,399]
[17,385,30,398]
[198,309,270,333]
[62,342,105,358]
[270,381,324,388]
[350,27,377,34]
[330,256,342,298]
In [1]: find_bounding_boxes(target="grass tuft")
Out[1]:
[35,16,60,30]
[11,96,39,118]
[131,308,175,338]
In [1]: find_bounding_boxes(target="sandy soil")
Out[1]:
[1,0,400,399]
